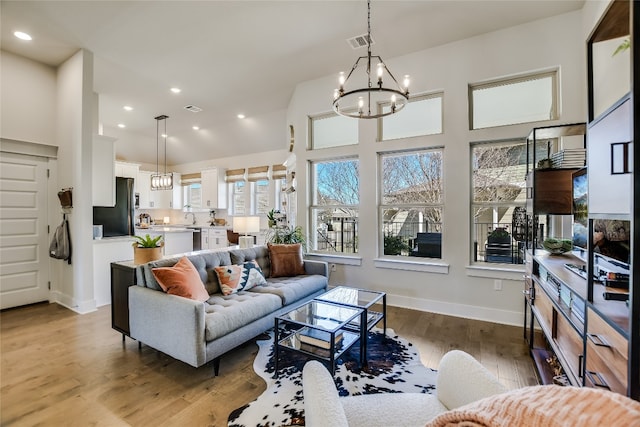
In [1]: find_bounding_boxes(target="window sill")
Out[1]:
[373,257,449,274]
[305,253,362,266]
[466,264,525,281]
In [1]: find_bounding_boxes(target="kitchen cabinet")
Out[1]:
[92,134,116,207]
[93,237,135,307]
[201,227,228,249]
[201,168,227,209]
[115,161,139,179]
[137,170,153,209]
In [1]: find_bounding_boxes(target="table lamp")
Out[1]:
[233,216,260,248]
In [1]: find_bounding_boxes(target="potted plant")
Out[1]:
[266,225,306,251]
[132,234,164,264]
[384,233,410,256]
[267,209,278,228]
[488,227,511,244]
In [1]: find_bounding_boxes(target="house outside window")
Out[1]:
[469,70,558,130]
[232,181,246,215]
[310,158,359,254]
[471,139,529,265]
[254,179,270,215]
[380,149,443,258]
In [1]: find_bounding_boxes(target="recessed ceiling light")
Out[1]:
[14,31,32,41]
[170,87,181,94]
[161,133,168,138]
[123,105,133,111]
[192,126,200,130]
[117,123,126,128]
[237,114,246,119]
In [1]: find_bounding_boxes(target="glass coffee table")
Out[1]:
[274,300,364,377]
[314,286,386,363]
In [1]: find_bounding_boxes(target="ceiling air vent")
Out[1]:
[347,33,374,50]
[184,105,203,113]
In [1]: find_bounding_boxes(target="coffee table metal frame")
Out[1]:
[274,299,364,377]
[314,286,387,363]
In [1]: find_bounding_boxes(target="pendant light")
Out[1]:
[151,114,173,191]
[332,0,410,119]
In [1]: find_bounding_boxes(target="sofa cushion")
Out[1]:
[141,255,207,292]
[248,274,327,305]
[203,292,282,341]
[215,261,267,296]
[199,251,232,294]
[229,246,271,277]
[268,243,305,277]
[151,256,210,302]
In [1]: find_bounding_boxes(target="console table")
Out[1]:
[110,260,137,339]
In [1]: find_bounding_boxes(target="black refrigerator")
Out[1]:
[93,177,135,237]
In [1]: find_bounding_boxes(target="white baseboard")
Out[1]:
[387,294,522,326]
[50,291,97,314]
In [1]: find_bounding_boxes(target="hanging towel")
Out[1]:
[49,215,71,264]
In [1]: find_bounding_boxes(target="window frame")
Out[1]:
[468,69,559,130]
[378,147,444,259]
[308,111,359,150]
[309,156,360,255]
[377,91,444,142]
[470,138,528,265]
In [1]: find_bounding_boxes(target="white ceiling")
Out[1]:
[1,0,584,166]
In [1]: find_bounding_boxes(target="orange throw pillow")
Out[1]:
[268,243,306,277]
[152,256,210,302]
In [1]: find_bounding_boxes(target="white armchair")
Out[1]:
[302,349,508,427]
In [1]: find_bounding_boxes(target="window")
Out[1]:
[310,158,359,254]
[471,139,527,264]
[470,70,558,130]
[232,181,246,215]
[380,149,443,258]
[380,93,443,141]
[254,179,270,215]
[310,113,358,149]
[182,182,202,210]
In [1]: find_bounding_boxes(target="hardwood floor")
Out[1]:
[1,303,537,426]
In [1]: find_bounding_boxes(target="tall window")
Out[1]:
[469,70,558,130]
[380,149,443,258]
[310,158,359,254]
[232,181,246,215]
[310,113,358,149]
[379,92,444,141]
[471,139,527,264]
[253,179,270,215]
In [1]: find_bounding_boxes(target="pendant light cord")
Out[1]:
[156,119,160,175]
[163,119,168,174]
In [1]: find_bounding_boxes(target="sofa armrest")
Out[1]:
[303,361,349,427]
[129,286,206,367]
[304,260,329,277]
[436,350,508,410]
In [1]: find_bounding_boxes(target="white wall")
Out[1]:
[288,11,586,325]
[0,51,57,144]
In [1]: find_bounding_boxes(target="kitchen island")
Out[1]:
[135,226,196,256]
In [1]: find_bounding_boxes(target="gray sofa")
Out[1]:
[129,245,328,374]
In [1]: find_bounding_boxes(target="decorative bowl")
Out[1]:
[542,238,573,255]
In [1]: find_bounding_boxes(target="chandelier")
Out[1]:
[332,0,410,119]
[151,114,173,191]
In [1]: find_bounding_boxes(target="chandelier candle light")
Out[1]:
[332,0,410,119]
[151,114,173,191]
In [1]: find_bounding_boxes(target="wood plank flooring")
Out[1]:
[1,303,538,426]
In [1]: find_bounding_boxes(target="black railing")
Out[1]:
[315,218,358,254]
[473,222,524,264]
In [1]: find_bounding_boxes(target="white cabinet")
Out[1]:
[92,134,116,206]
[201,168,227,209]
[201,227,228,249]
[115,161,139,179]
[136,171,181,209]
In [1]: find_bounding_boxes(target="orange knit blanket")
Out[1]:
[426,385,640,427]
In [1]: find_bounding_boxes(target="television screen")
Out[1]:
[593,219,631,270]
[572,168,588,257]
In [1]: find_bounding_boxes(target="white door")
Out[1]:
[0,152,50,309]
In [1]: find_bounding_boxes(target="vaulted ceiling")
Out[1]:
[1,1,584,166]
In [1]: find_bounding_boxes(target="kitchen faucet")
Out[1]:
[185,212,196,225]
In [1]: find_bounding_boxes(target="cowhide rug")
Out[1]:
[227,328,437,427]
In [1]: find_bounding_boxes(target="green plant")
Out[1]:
[489,228,510,239]
[133,234,163,248]
[383,234,410,256]
[267,209,278,228]
[613,38,630,56]
[266,225,306,249]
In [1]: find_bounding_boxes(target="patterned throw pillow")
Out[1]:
[215,261,267,296]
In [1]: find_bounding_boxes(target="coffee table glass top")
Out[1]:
[279,300,362,332]
[316,286,384,309]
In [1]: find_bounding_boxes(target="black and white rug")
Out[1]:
[227,328,437,427]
